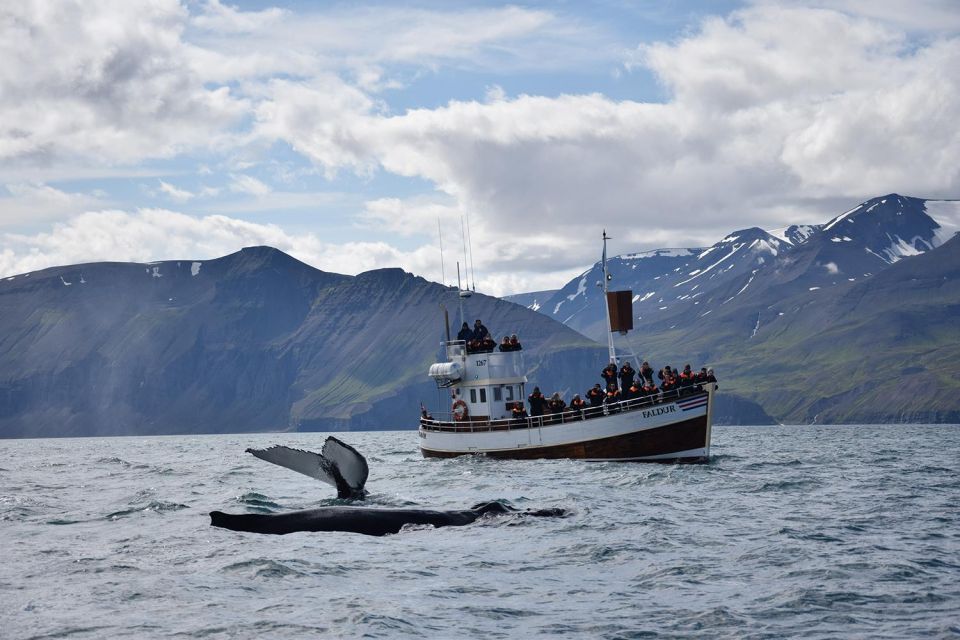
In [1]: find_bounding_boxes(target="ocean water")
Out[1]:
[1,425,958,639]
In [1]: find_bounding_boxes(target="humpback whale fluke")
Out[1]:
[245,436,369,499]
[209,501,567,536]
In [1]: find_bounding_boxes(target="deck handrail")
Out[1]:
[420,386,711,433]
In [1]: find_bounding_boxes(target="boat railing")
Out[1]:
[420,386,711,433]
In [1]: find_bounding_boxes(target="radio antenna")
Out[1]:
[438,218,446,286]
[464,209,476,291]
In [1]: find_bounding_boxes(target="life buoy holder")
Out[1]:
[452,399,469,421]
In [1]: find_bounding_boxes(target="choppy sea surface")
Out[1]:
[1,425,958,639]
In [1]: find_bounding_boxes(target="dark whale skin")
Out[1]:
[210,501,565,536]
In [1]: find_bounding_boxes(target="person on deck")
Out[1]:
[640,361,654,386]
[457,322,473,342]
[642,382,659,398]
[547,393,567,415]
[511,402,528,421]
[509,334,522,350]
[705,368,718,386]
[626,380,643,403]
[619,361,636,390]
[473,319,490,341]
[604,383,621,412]
[569,394,586,416]
[480,335,496,353]
[601,363,618,390]
[499,336,511,352]
[679,364,695,394]
[587,384,604,408]
[528,387,547,417]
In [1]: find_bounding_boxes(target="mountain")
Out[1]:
[511,194,960,424]
[0,247,608,438]
[502,289,557,312]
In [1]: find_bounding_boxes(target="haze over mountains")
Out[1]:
[507,194,960,424]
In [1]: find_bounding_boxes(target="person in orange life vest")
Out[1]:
[601,363,618,389]
[509,334,522,350]
[604,383,620,403]
[587,384,604,407]
[619,361,636,390]
[640,361,654,385]
[626,380,642,402]
[528,387,547,417]
[679,364,695,394]
[511,402,528,420]
[643,382,659,397]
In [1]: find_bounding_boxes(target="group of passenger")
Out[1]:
[510,361,717,423]
[457,319,522,354]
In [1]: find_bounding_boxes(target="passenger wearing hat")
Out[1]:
[587,383,604,408]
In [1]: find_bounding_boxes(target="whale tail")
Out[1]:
[245,436,369,499]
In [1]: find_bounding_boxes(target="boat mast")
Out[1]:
[601,230,617,364]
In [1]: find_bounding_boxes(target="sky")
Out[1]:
[1,0,958,295]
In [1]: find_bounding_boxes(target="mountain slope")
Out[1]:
[509,194,960,424]
[0,247,606,437]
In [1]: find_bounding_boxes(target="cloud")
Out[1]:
[0,209,446,284]
[229,174,272,197]
[250,4,960,286]
[158,180,195,203]
[0,183,107,227]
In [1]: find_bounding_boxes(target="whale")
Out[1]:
[245,436,368,500]
[210,501,566,536]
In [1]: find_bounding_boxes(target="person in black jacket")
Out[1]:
[528,387,547,417]
[587,384,604,408]
[619,361,636,390]
[457,322,473,342]
[473,319,489,341]
[601,363,618,390]
[640,361,654,385]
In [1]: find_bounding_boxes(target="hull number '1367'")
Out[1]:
[475,360,487,366]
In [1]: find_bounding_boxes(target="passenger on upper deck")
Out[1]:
[619,362,636,389]
[457,322,473,342]
[604,383,621,412]
[601,363,618,390]
[479,335,496,353]
[509,334,522,350]
[705,368,718,385]
[473,319,489,341]
[511,402,528,420]
[498,336,511,351]
[625,380,642,401]
[547,393,567,414]
[528,387,547,417]
[587,384,604,407]
[570,394,585,412]
[679,364,695,394]
[640,361,654,385]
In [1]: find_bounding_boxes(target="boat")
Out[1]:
[418,232,715,462]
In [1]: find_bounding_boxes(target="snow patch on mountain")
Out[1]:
[924,200,960,245]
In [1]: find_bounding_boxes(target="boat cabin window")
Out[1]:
[493,387,502,401]
[505,386,515,401]
[470,389,477,403]
[479,388,487,403]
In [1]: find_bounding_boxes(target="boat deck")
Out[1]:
[420,387,708,433]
